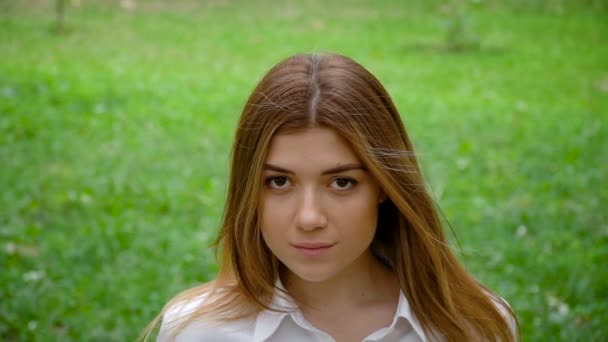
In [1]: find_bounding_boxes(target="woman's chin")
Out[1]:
[285,265,337,284]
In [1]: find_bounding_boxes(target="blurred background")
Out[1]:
[1,0,607,340]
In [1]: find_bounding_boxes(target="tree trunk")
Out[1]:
[55,0,66,33]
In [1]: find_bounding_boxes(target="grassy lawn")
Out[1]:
[1,1,606,340]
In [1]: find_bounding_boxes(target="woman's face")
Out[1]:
[259,126,384,283]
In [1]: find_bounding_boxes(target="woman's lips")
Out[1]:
[291,243,336,256]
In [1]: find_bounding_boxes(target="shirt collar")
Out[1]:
[252,280,295,342]
[252,279,427,342]
[394,290,427,342]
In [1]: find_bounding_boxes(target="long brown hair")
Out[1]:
[142,53,518,341]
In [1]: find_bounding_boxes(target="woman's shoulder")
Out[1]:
[157,283,257,341]
[486,292,518,338]
[157,287,211,341]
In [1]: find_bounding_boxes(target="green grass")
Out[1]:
[1,1,607,340]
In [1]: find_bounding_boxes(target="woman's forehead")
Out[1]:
[264,127,362,172]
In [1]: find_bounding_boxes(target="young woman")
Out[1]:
[143,53,518,341]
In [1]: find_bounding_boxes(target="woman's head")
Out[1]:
[218,55,458,305]
[219,53,436,293]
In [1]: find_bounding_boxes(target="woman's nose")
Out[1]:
[295,187,327,231]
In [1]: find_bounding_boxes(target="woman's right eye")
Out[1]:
[265,176,291,189]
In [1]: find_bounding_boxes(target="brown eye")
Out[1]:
[330,177,357,190]
[336,178,350,187]
[273,176,287,187]
[266,176,291,189]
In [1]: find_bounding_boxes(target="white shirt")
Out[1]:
[158,283,427,342]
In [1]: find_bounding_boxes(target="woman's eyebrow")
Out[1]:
[321,163,366,175]
[263,163,365,175]
[263,163,294,174]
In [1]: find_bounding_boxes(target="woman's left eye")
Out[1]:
[330,177,357,190]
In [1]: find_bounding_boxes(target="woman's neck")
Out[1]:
[282,250,399,312]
